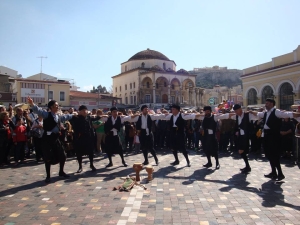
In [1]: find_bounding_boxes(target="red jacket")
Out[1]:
[13,125,27,142]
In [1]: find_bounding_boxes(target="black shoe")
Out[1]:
[77,167,83,173]
[122,162,128,167]
[242,167,251,174]
[155,160,159,165]
[240,167,247,171]
[187,161,191,167]
[215,164,220,170]
[59,172,70,178]
[142,161,149,165]
[106,163,113,168]
[45,177,50,183]
[276,174,285,181]
[171,161,179,165]
[264,173,277,179]
[203,163,212,168]
[90,165,96,172]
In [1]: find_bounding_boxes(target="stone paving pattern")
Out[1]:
[0,150,300,225]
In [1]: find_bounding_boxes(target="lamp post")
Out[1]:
[98,86,100,108]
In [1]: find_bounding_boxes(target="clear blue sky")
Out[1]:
[0,0,299,92]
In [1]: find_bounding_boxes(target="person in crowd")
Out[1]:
[12,107,27,127]
[103,107,132,168]
[92,109,106,155]
[23,110,33,158]
[194,118,202,151]
[130,105,162,165]
[133,127,140,154]
[280,118,295,158]
[12,118,27,166]
[219,109,235,152]
[0,111,15,166]
[28,97,73,183]
[70,105,99,173]
[196,106,229,169]
[0,106,6,112]
[250,98,300,181]
[31,115,44,162]
[185,118,195,150]
[124,121,134,153]
[69,108,74,114]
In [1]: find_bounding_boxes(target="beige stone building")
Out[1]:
[242,45,300,110]
[112,49,204,106]
[13,73,71,106]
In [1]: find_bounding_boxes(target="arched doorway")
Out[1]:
[261,86,274,103]
[162,94,168,103]
[280,83,293,110]
[247,88,257,105]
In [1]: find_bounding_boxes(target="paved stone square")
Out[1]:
[0,150,300,225]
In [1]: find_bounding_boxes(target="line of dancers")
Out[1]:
[27,97,300,183]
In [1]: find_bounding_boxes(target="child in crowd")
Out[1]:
[133,130,140,154]
[12,118,27,165]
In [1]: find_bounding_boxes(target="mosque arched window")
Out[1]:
[146,82,150,88]
[141,62,145,68]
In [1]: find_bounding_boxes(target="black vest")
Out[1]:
[43,112,60,132]
[136,115,152,131]
[104,116,121,133]
[235,113,250,135]
[169,113,185,133]
[263,109,282,133]
[202,115,217,135]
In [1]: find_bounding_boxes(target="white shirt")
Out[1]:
[163,113,197,127]
[224,112,257,135]
[141,114,149,135]
[257,108,293,129]
[101,116,132,136]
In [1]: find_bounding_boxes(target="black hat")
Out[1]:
[203,106,212,111]
[266,98,276,105]
[78,105,88,111]
[233,104,241,110]
[110,106,118,112]
[141,105,148,111]
[171,104,180,110]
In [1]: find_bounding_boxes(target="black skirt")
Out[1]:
[202,134,218,157]
[42,133,66,165]
[74,135,94,156]
[236,135,249,153]
[105,132,123,155]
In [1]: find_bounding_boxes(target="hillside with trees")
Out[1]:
[189,68,243,89]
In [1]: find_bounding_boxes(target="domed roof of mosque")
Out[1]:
[128,48,170,61]
[176,69,189,74]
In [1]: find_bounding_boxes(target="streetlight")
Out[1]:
[98,86,100,108]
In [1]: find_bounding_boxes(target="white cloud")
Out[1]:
[82,84,93,91]
[56,72,62,77]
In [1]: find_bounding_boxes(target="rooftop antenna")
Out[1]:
[37,56,47,80]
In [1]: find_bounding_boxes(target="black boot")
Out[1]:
[171,151,179,165]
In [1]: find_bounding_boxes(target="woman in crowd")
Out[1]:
[0,111,14,166]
